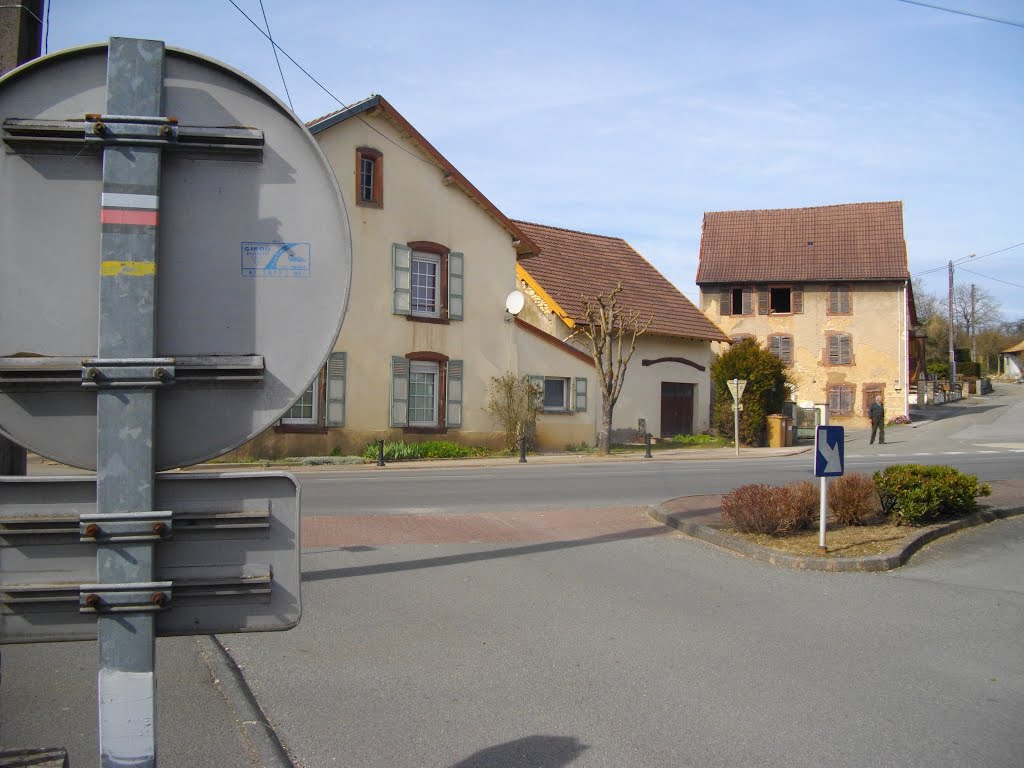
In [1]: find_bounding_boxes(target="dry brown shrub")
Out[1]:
[786,480,819,531]
[828,472,881,525]
[721,484,799,535]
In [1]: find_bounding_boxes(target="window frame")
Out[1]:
[827,284,852,315]
[721,286,753,316]
[768,333,794,364]
[410,251,441,318]
[828,384,855,416]
[355,147,383,208]
[826,333,854,366]
[281,376,318,425]
[542,377,570,412]
[408,360,439,427]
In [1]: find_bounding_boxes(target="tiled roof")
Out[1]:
[514,221,730,343]
[696,201,909,284]
[1003,339,1024,354]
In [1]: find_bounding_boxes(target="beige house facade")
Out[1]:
[236,96,613,458]
[696,201,919,425]
[515,222,730,442]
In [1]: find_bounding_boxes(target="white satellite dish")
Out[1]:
[505,290,525,316]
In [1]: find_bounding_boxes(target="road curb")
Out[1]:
[197,636,295,768]
[648,502,1024,572]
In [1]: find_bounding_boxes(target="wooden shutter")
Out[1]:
[574,377,588,413]
[792,286,803,314]
[741,287,753,315]
[828,336,840,365]
[771,335,792,363]
[326,352,346,426]
[448,252,464,321]
[720,288,732,316]
[839,334,851,364]
[392,243,411,315]
[757,288,769,315]
[841,386,854,415]
[828,387,841,413]
[390,356,409,427]
[446,360,463,428]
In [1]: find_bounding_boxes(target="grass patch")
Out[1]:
[670,433,730,448]
[360,440,489,462]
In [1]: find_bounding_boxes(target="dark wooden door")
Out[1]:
[660,382,694,436]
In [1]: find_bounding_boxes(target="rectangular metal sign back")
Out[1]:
[0,472,300,643]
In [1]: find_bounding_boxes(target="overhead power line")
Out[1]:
[911,241,1023,278]
[258,0,292,112]
[896,0,1024,29]
[225,0,439,170]
[956,266,1024,290]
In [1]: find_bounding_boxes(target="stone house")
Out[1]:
[696,201,921,424]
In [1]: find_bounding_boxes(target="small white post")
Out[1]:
[819,476,828,552]
[733,378,740,457]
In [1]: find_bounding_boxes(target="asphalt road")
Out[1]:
[224,514,1024,768]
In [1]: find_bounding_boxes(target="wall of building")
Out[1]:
[701,282,907,425]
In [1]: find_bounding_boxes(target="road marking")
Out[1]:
[912,452,933,456]
[943,452,966,455]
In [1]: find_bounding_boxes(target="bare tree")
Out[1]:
[568,283,652,455]
[943,283,1004,339]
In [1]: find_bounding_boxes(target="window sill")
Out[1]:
[406,315,450,325]
[403,426,448,435]
[275,424,329,434]
[355,200,382,209]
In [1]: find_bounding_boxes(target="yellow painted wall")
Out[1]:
[701,282,908,424]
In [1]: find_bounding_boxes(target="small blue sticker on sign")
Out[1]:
[241,242,311,278]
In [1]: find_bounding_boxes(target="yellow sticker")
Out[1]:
[100,261,157,277]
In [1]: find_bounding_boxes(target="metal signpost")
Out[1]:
[0,39,351,766]
[726,378,746,456]
[814,424,845,551]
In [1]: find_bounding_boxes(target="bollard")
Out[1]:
[644,432,652,458]
[377,439,386,467]
[518,434,527,463]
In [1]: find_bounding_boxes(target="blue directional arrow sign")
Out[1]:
[815,425,845,477]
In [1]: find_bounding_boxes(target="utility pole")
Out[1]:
[0,0,42,476]
[948,260,956,392]
[970,283,977,363]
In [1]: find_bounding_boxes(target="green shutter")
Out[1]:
[448,252,464,321]
[326,351,346,426]
[390,356,409,427]
[574,377,587,413]
[392,243,411,315]
[446,359,463,428]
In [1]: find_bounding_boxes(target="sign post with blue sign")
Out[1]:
[814,424,844,551]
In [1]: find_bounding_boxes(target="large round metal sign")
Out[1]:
[0,44,351,469]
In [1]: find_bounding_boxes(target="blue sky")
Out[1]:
[39,0,1024,321]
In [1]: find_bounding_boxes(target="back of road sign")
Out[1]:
[0,44,352,469]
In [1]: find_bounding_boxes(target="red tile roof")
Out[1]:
[696,201,909,284]
[514,221,730,343]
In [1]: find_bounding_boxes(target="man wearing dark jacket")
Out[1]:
[869,395,885,444]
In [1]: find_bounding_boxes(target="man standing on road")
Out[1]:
[869,395,885,444]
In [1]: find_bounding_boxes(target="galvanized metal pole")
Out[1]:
[95,38,164,768]
[733,378,740,457]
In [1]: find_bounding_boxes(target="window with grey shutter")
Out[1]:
[446,359,463,428]
[392,243,411,315]
[574,377,588,412]
[448,252,464,321]
[757,288,769,315]
[828,285,850,314]
[741,287,753,315]
[769,335,793,364]
[792,286,803,314]
[720,288,733,316]
[326,352,346,426]
[390,356,409,426]
[828,334,852,365]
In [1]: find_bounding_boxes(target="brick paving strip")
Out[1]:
[302,506,670,547]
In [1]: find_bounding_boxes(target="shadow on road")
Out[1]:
[450,735,588,768]
[302,527,667,582]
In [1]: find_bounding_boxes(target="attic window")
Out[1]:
[356,147,383,208]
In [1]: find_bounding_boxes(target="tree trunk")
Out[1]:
[597,400,614,455]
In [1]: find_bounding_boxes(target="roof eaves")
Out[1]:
[516,263,575,328]
[306,95,382,134]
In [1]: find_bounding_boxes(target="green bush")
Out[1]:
[873,464,991,525]
[670,433,727,447]
[927,362,950,379]
[721,482,816,535]
[360,440,484,461]
[828,473,880,525]
[710,338,789,446]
